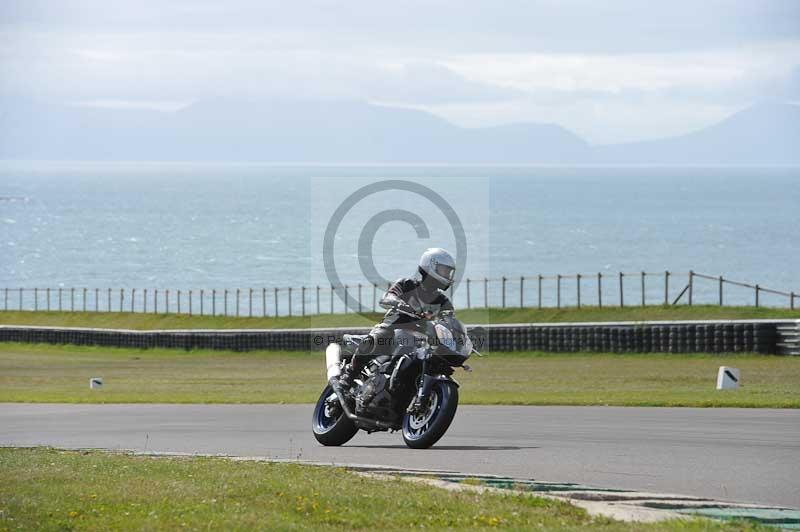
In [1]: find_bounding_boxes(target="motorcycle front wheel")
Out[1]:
[312,384,359,446]
[402,380,459,449]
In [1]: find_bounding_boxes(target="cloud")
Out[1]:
[2,0,799,53]
[444,42,800,97]
[1,1,799,142]
[0,31,524,105]
[776,65,800,99]
[368,62,524,105]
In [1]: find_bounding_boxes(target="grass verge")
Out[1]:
[0,448,766,531]
[1,343,798,407]
[0,305,798,330]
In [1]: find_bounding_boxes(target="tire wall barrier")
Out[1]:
[483,322,780,354]
[0,320,792,354]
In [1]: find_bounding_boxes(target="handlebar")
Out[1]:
[395,306,427,320]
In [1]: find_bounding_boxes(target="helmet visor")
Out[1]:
[435,263,455,281]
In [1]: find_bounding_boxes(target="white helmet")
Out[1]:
[418,248,456,289]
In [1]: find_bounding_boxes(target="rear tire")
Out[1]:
[312,385,358,446]
[402,381,459,449]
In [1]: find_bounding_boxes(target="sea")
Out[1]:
[1,162,798,313]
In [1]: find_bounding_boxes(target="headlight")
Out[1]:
[434,323,456,351]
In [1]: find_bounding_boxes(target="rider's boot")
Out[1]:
[339,333,377,387]
[337,363,356,388]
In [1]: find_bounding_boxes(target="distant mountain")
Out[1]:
[0,98,797,164]
[0,98,589,163]
[593,103,800,165]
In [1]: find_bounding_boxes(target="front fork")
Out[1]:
[408,360,437,414]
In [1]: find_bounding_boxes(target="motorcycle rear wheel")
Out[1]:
[402,380,459,449]
[312,384,359,446]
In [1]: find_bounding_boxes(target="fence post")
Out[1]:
[466,278,471,309]
[154,289,158,314]
[71,287,75,311]
[618,272,624,308]
[316,286,320,315]
[212,289,216,316]
[330,285,334,314]
[274,287,278,317]
[200,289,204,316]
[249,288,253,317]
[301,286,306,316]
[107,288,111,312]
[19,288,23,310]
[483,278,488,308]
[688,270,694,306]
[224,289,228,316]
[188,290,193,316]
[664,271,669,305]
[357,284,362,313]
[576,274,581,309]
[166,289,170,314]
[344,285,348,313]
[262,288,266,317]
[4,287,7,310]
[120,288,124,313]
[556,275,561,308]
[520,276,524,308]
[719,276,724,306]
[131,289,135,313]
[288,287,292,317]
[143,289,147,313]
[598,273,603,308]
[236,288,240,317]
[537,275,542,309]
[46,287,50,311]
[83,288,88,312]
[791,292,795,310]
[641,271,645,307]
[755,284,760,307]
[34,288,38,311]
[95,288,100,312]
[177,290,181,314]
[58,288,62,311]
[372,284,377,312]
[501,276,506,308]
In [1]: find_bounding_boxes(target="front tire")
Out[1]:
[312,385,358,446]
[402,380,459,449]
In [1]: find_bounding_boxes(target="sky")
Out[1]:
[1,0,799,143]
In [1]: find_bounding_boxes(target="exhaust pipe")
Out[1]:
[325,343,343,380]
[328,377,397,431]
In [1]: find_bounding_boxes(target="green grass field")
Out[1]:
[1,343,798,407]
[0,448,767,531]
[1,305,798,330]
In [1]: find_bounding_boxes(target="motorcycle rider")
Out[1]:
[338,247,457,386]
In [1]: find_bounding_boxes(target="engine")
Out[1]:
[355,369,395,419]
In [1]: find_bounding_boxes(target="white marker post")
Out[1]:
[89,377,103,390]
[716,367,740,390]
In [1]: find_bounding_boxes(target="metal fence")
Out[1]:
[1,271,797,317]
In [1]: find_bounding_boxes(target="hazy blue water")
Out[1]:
[1,162,798,313]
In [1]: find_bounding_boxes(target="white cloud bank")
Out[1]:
[1,1,799,143]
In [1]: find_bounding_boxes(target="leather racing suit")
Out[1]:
[351,276,455,371]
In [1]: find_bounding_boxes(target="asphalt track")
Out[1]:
[2,404,798,508]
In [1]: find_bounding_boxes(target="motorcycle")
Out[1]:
[312,310,482,449]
